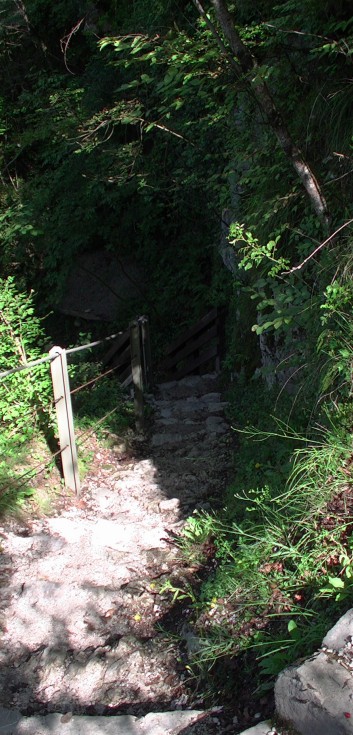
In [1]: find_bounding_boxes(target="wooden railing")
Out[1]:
[0,317,152,497]
[101,327,132,387]
[102,316,151,387]
[0,309,226,498]
[162,307,225,380]
[102,316,152,430]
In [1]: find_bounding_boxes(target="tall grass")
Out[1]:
[177,378,353,695]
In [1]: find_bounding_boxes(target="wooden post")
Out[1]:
[130,320,144,432]
[139,315,152,391]
[215,308,221,373]
[49,347,80,496]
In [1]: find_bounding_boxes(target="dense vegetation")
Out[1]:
[2,0,353,705]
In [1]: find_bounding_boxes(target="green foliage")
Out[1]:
[70,356,134,437]
[2,0,353,358]
[0,277,54,511]
[317,264,353,399]
[0,277,53,433]
[176,370,353,696]
[229,223,287,277]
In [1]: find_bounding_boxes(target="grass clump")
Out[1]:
[178,376,353,699]
[0,435,62,517]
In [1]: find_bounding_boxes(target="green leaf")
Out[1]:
[262,321,274,330]
[117,80,139,92]
[120,115,138,124]
[273,318,284,329]
[328,576,345,588]
[141,74,153,84]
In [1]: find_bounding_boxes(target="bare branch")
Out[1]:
[60,18,84,74]
[140,118,194,144]
[282,219,353,275]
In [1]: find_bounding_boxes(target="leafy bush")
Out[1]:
[0,277,54,511]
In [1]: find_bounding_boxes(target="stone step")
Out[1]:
[151,429,206,448]
[0,637,186,712]
[0,373,232,727]
[156,374,220,400]
[151,415,228,444]
[151,437,231,460]
[238,723,280,735]
[153,396,227,418]
[153,419,227,436]
[0,708,223,735]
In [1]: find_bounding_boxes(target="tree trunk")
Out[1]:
[196,0,330,227]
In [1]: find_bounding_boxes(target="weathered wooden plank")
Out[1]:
[130,320,144,431]
[165,308,219,356]
[102,329,130,366]
[119,364,133,385]
[162,324,218,371]
[121,372,133,389]
[108,343,131,369]
[173,343,218,380]
[50,347,80,496]
[140,316,153,390]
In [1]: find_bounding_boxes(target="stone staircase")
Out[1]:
[0,373,234,735]
[3,369,348,735]
[148,374,231,518]
[5,367,348,735]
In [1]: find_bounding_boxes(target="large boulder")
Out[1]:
[59,251,143,321]
[275,609,353,735]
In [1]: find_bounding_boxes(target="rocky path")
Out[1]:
[0,374,236,734]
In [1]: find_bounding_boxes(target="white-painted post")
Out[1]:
[49,346,80,496]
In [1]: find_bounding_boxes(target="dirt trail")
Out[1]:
[0,374,234,733]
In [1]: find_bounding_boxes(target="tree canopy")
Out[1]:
[1,0,353,427]
[2,0,353,335]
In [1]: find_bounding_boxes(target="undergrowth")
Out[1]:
[178,375,353,700]
[0,280,134,516]
[70,353,135,439]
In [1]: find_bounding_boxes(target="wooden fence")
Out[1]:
[50,316,152,495]
[1,317,152,498]
[102,315,152,432]
[162,307,225,380]
[1,309,225,500]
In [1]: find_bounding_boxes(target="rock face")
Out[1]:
[58,251,144,321]
[275,609,353,735]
